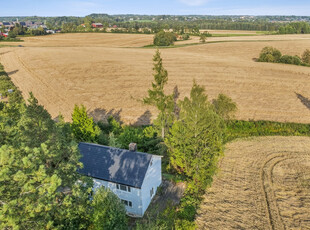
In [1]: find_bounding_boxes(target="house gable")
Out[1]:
[141,155,162,214]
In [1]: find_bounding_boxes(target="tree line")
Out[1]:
[3,15,310,33]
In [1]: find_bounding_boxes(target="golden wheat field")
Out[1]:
[196,136,310,230]
[1,33,310,124]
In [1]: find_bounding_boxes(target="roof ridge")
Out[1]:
[78,142,154,157]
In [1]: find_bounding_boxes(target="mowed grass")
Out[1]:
[1,33,310,124]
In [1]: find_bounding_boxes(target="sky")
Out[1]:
[1,0,310,17]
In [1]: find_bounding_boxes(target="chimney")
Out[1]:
[129,143,137,152]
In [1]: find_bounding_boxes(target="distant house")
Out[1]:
[25,21,34,27]
[78,142,162,217]
[92,23,103,28]
[0,32,8,37]
[46,30,55,34]
[2,22,13,29]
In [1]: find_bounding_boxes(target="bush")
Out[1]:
[182,33,190,40]
[153,31,177,46]
[203,31,212,37]
[279,55,302,65]
[199,34,206,43]
[8,31,17,39]
[225,120,310,142]
[258,46,282,63]
[302,49,310,65]
[91,187,127,230]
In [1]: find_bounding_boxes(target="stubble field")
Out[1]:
[196,136,310,230]
[1,33,310,124]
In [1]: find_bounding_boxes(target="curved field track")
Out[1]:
[196,136,310,230]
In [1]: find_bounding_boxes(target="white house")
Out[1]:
[78,142,162,217]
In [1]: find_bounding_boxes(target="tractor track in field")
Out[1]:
[196,137,310,230]
[261,154,287,230]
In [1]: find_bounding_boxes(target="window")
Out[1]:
[116,184,131,192]
[150,187,154,197]
[120,185,127,191]
[121,199,132,207]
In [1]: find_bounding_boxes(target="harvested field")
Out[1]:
[1,33,310,124]
[196,136,310,230]
[2,33,154,48]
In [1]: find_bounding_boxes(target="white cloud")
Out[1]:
[179,0,210,6]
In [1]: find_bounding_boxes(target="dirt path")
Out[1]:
[196,136,310,230]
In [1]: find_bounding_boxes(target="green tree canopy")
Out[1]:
[90,187,127,230]
[0,93,93,229]
[153,31,177,46]
[212,93,237,121]
[71,104,101,142]
[165,81,225,194]
[258,46,282,63]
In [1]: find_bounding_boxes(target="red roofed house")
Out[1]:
[0,32,8,37]
[92,23,103,28]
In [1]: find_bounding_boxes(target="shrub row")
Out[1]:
[258,46,310,66]
[225,120,310,142]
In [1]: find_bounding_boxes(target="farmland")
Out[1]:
[196,136,310,229]
[1,32,310,124]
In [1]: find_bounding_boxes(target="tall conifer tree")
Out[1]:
[143,50,175,138]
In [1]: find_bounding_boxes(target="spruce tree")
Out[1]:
[143,50,175,138]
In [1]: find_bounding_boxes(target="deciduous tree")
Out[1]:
[91,187,127,230]
[165,81,225,193]
[71,104,101,142]
[212,94,237,121]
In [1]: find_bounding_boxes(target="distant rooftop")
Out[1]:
[78,143,153,188]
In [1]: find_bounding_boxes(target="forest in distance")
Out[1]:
[1,14,310,33]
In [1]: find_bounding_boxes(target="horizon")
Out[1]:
[1,0,310,17]
[2,14,310,18]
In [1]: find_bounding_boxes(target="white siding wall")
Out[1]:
[141,156,162,214]
[92,178,143,217]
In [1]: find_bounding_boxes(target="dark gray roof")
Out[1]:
[78,143,153,188]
